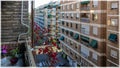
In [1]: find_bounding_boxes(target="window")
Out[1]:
[62,13,64,17]
[93,27,98,35]
[63,6,64,10]
[76,13,80,19]
[71,4,74,9]
[66,39,69,43]
[66,30,69,35]
[93,0,98,7]
[71,23,72,27]
[62,21,64,25]
[62,29,64,33]
[71,13,74,18]
[66,22,69,26]
[77,3,79,8]
[81,25,90,35]
[81,46,89,58]
[92,13,98,21]
[92,53,98,60]
[111,19,118,26]
[111,2,118,9]
[70,41,74,45]
[67,13,69,18]
[67,5,69,9]
[76,24,78,29]
[110,49,117,59]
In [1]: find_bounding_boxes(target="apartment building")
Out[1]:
[106,0,119,66]
[1,1,31,66]
[34,2,60,39]
[1,1,29,42]
[59,0,108,66]
[45,2,60,38]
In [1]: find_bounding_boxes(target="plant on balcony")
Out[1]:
[10,47,19,65]
[1,45,9,57]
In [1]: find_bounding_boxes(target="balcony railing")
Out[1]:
[80,18,90,23]
[80,6,90,10]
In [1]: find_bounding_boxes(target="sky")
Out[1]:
[28,0,59,13]
[35,0,59,8]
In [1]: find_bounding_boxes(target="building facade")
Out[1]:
[1,1,29,42]
[34,1,60,39]
[59,0,115,66]
[106,0,119,66]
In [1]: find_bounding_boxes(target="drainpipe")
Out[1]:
[18,0,29,42]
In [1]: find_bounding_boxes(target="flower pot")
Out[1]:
[10,57,18,65]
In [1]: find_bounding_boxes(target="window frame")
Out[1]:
[93,26,98,35]
[110,18,118,26]
[110,49,117,59]
[111,2,118,9]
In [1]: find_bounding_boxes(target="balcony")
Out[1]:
[80,18,90,23]
[80,6,90,10]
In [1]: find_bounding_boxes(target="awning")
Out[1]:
[81,1,90,5]
[108,34,117,42]
[60,36,64,41]
[48,14,52,18]
[90,39,98,48]
[80,35,89,43]
[70,31,73,36]
[74,33,79,40]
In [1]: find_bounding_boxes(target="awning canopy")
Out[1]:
[74,33,79,40]
[48,14,52,18]
[81,1,90,5]
[80,35,89,43]
[60,36,64,41]
[90,39,98,48]
[70,31,73,36]
[108,34,117,42]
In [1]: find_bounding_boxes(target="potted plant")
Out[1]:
[10,47,19,65]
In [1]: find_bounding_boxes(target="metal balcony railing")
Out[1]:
[80,18,90,23]
[80,6,90,10]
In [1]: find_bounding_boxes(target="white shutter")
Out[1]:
[93,0,98,7]
[81,25,90,35]
[77,3,79,8]
[111,19,117,26]
[81,46,89,57]
[93,27,98,35]
[67,5,69,9]
[67,13,69,16]
[71,13,73,17]
[92,53,98,60]
[71,4,73,9]
[110,50,117,59]
[77,13,79,18]
[63,6,64,10]
[111,3,118,9]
